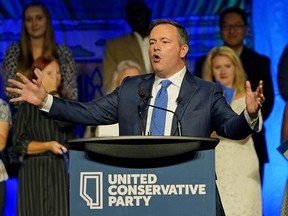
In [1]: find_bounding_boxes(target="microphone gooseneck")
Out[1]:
[137,88,183,136]
[175,96,183,136]
[137,88,150,136]
[137,105,145,136]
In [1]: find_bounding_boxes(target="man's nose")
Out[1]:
[153,42,160,50]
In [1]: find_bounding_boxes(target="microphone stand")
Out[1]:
[138,88,183,136]
[145,103,183,136]
[137,105,145,136]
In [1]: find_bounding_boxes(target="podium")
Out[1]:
[67,136,219,216]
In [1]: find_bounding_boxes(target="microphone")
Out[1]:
[138,88,183,136]
[176,96,182,104]
[138,87,151,101]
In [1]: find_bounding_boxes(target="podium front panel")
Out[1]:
[69,148,216,216]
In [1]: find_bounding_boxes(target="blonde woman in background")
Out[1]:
[202,46,263,216]
[84,60,142,137]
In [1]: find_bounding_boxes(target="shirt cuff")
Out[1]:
[244,109,259,129]
[40,94,53,113]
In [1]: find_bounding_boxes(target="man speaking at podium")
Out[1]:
[7,19,264,216]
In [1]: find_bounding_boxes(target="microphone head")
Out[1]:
[138,88,146,99]
[138,88,150,101]
[176,96,182,104]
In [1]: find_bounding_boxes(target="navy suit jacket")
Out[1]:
[47,71,255,139]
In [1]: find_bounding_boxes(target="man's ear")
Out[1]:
[180,44,189,58]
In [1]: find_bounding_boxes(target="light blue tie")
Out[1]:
[150,80,172,135]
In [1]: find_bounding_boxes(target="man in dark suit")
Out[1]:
[7,19,265,216]
[194,7,274,184]
[103,1,152,91]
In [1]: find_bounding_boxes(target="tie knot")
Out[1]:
[161,80,171,89]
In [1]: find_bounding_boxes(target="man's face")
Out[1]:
[149,24,188,78]
[220,13,247,49]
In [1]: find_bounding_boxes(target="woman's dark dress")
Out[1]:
[13,102,74,216]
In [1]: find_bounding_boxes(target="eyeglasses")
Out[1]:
[221,24,246,31]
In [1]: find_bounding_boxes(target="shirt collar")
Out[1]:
[154,66,186,88]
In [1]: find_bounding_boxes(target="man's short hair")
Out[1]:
[219,7,247,27]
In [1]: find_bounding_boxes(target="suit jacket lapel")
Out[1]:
[171,71,199,135]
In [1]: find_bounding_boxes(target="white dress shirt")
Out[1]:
[145,67,186,136]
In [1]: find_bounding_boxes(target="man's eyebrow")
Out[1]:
[160,37,170,40]
[149,37,170,41]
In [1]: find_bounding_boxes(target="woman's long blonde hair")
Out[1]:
[202,46,246,94]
